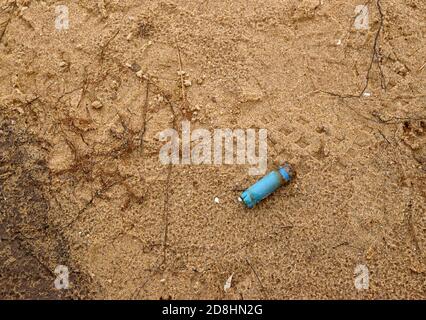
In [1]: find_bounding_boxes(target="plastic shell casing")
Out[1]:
[240,164,293,208]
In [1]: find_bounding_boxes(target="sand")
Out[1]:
[0,0,425,299]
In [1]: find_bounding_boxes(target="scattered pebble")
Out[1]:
[214,197,220,204]
[316,125,330,135]
[336,39,342,45]
[183,79,192,87]
[177,70,186,76]
[18,6,28,17]
[91,100,103,109]
[130,63,141,72]
[136,70,144,78]
[111,80,119,90]
[362,91,372,97]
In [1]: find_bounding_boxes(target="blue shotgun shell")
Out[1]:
[240,164,293,208]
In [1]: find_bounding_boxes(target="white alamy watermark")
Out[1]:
[354,5,369,30]
[354,264,369,290]
[158,121,267,175]
[54,265,69,290]
[55,5,69,31]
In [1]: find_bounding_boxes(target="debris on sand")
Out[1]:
[224,273,234,292]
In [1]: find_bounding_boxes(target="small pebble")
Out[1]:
[184,79,192,87]
[214,197,220,204]
[18,6,28,16]
[130,63,141,72]
[136,70,144,78]
[91,100,103,109]
[316,125,329,134]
